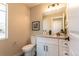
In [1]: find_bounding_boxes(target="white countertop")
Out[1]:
[32,34,68,39]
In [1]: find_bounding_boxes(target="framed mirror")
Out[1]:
[42,3,67,35]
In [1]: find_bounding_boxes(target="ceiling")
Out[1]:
[26,3,40,8]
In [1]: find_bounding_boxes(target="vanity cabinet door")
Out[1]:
[46,43,58,56]
[36,37,59,56]
[45,38,58,56]
[37,42,46,56]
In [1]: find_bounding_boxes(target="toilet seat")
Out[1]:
[22,44,35,52]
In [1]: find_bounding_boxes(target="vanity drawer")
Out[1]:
[62,40,69,47]
[63,50,69,56]
[59,46,69,56]
[59,39,69,47]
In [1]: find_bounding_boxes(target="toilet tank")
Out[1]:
[31,36,36,45]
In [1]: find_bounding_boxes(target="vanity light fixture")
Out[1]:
[48,3,59,8]
[44,3,65,15]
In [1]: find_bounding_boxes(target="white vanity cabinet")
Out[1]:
[59,39,69,56]
[36,37,58,56]
[46,43,58,56]
[36,36,69,56]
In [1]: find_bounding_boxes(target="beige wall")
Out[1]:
[0,4,31,56]
[30,3,66,35]
[30,4,50,35]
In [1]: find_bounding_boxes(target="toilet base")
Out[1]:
[24,47,35,56]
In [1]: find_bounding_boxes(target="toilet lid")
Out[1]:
[22,44,35,51]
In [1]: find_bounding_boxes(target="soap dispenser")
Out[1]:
[49,30,52,35]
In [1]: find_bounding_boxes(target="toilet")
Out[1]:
[22,36,36,56]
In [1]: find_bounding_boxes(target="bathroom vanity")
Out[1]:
[32,35,69,56]
[37,35,69,56]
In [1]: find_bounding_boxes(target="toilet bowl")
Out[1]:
[22,36,36,56]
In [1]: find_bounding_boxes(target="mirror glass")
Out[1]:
[42,3,67,35]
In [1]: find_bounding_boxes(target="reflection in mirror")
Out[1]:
[42,3,67,35]
[52,17,63,33]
